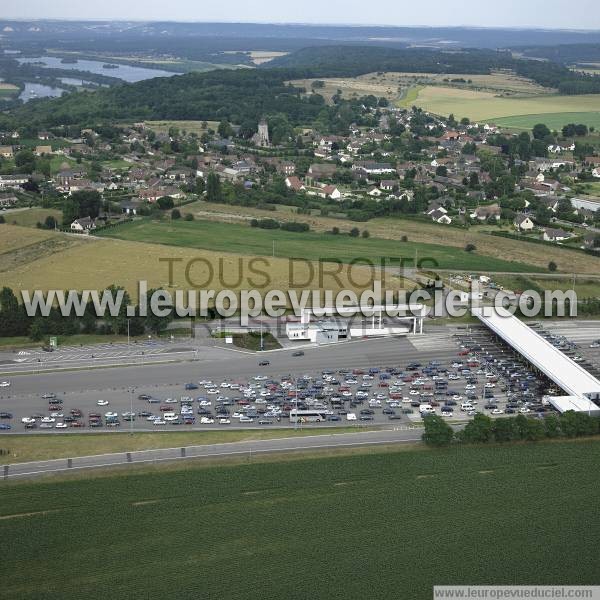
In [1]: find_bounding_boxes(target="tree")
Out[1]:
[460,413,494,443]
[184,213,194,221]
[0,215,5,224]
[171,208,181,220]
[465,243,476,253]
[331,226,340,235]
[422,415,454,446]
[532,123,551,140]
[217,120,234,139]
[206,172,222,203]
[435,165,448,177]
[71,190,102,219]
[492,418,521,442]
[548,261,557,273]
[44,215,57,230]
[157,196,174,210]
[349,227,360,238]
[544,414,561,438]
[361,230,370,239]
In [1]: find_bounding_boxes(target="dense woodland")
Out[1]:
[2,45,600,133]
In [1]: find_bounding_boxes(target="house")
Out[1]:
[35,145,53,156]
[0,174,28,189]
[308,164,337,179]
[120,200,141,215]
[593,167,600,179]
[380,180,399,192]
[471,204,501,221]
[0,146,14,158]
[276,161,296,176]
[429,209,452,224]
[285,176,305,192]
[542,228,570,242]
[352,161,396,175]
[0,194,18,208]
[305,184,342,200]
[70,217,96,232]
[367,187,383,198]
[514,214,535,231]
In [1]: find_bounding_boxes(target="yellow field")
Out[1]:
[291,70,548,105]
[0,83,19,90]
[409,85,600,122]
[0,225,396,298]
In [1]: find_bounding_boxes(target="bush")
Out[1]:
[548,261,557,272]
[171,208,181,220]
[361,230,370,239]
[0,215,5,224]
[465,243,476,253]
[349,227,360,238]
[184,213,194,221]
[157,196,175,210]
[280,221,310,232]
[252,218,280,230]
[331,226,340,235]
[422,415,454,446]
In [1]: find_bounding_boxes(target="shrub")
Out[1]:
[184,213,194,221]
[280,221,310,232]
[171,208,181,220]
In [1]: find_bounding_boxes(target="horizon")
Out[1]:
[2,0,599,31]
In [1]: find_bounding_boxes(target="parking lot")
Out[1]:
[0,325,574,433]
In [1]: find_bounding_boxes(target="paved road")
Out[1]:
[0,428,425,480]
[0,335,460,421]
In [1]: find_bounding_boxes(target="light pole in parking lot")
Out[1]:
[129,387,134,435]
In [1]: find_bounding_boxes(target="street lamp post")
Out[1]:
[129,387,134,435]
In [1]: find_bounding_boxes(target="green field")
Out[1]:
[494,111,600,130]
[0,208,62,228]
[408,85,600,127]
[96,219,540,273]
[2,440,600,599]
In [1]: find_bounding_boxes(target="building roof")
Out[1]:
[474,306,600,411]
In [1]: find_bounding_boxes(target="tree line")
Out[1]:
[423,411,600,447]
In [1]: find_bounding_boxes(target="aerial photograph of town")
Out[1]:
[1,1,600,598]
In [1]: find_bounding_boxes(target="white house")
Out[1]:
[514,214,535,231]
[70,217,96,232]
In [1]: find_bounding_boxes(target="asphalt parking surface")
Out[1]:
[0,327,569,434]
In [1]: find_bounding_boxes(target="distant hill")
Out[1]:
[264,46,514,77]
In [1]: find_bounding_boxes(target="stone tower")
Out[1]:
[255,119,270,147]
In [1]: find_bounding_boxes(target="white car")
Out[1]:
[346,412,357,421]
[492,409,504,415]
[96,400,109,406]
[55,422,67,429]
[164,413,179,422]
[153,419,167,425]
[50,412,64,418]
[0,381,10,388]
[105,412,118,418]
[41,417,55,423]
[519,407,531,414]
[164,398,178,404]
[21,417,36,424]
[219,418,231,425]
[200,417,215,424]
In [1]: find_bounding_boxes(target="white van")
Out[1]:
[460,402,473,412]
[419,404,435,415]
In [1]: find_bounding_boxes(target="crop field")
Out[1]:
[96,218,541,273]
[0,225,394,298]
[127,204,600,276]
[0,208,62,228]
[292,70,548,105]
[2,440,600,599]
[408,85,600,127]
[494,112,600,131]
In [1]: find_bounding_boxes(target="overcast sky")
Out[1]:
[2,0,599,30]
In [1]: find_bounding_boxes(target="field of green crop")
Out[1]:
[494,111,600,130]
[2,440,600,599]
[97,218,540,273]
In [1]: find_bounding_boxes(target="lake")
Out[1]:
[18,56,181,83]
[19,82,65,102]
